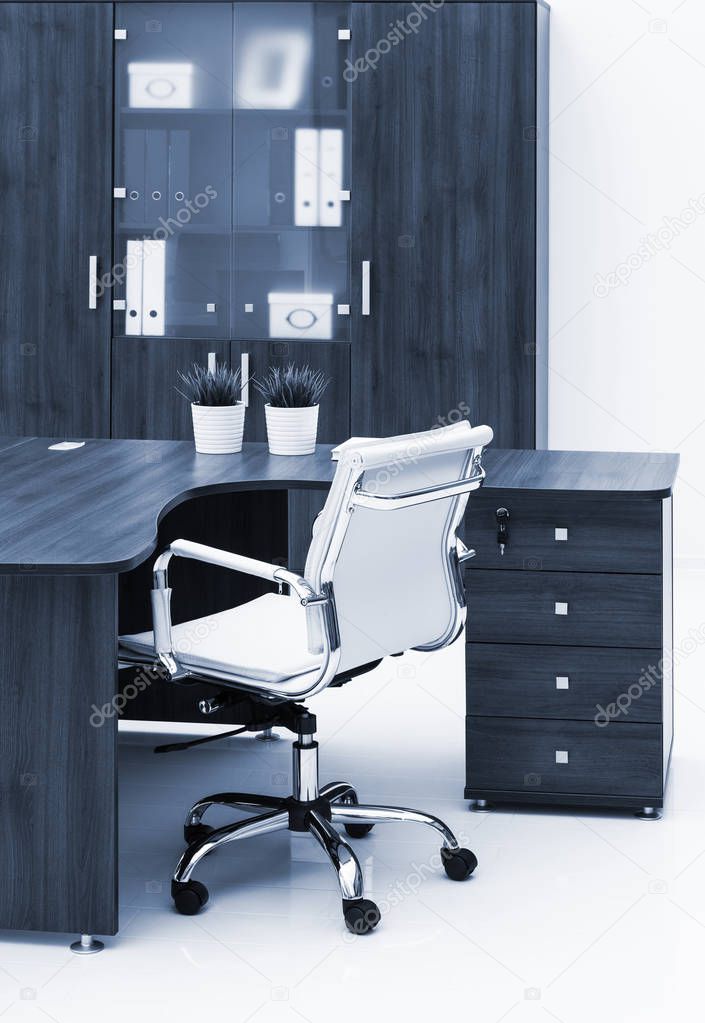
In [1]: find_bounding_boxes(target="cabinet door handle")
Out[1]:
[361,260,370,316]
[88,255,98,310]
[241,352,250,407]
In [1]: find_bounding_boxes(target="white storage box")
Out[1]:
[128,63,194,109]
[268,292,333,340]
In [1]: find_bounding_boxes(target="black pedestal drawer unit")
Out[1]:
[463,449,679,815]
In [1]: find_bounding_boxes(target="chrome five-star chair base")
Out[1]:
[171,708,477,934]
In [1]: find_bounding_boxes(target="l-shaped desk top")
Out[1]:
[0,437,679,573]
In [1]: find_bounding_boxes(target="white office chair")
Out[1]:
[119,420,493,933]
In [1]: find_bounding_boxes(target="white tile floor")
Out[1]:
[0,565,704,1021]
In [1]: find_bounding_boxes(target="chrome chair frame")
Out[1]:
[119,429,489,933]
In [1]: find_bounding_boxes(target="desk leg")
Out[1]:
[0,573,118,937]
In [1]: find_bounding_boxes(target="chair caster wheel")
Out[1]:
[344,822,375,838]
[441,847,478,881]
[172,879,209,915]
[343,898,381,935]
[184,823,214,845]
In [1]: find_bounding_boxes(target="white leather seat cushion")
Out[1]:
[120,593,322,684]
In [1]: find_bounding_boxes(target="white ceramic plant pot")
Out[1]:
[265,404,319,455]
[191,402,245,454]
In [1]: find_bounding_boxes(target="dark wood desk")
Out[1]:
[0,438,336,940]
[0,440,678,940]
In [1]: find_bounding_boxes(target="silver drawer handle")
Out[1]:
[554,602,568,616]
[88,255,98,310]
[241,352,249,407]
[555,750,569,764]
[361,260,370,316]
[554,528,568,542]
[555,676,570,690]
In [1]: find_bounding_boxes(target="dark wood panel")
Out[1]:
[118,491,288,634]
[464,491,662,573]
[231,341,350,572]
[0,3,112,438]
[0,438,335,573]
[477,449,679,499]
[466,717,663,798]
[467,570,662,649]
[0,573,117,934]
[111,339,230,440]
[467,643,662,722]
[351,2,537,447]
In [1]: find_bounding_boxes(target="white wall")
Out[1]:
[548,0,705,561]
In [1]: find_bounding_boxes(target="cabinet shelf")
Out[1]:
[112,334,351,345]
[116,223,230,235]
[234,108,348,117]
[119,107,231,117]
[234,225,347,234]
[119,107,347,117]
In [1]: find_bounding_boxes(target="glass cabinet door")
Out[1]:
[113,3,233,339]
[232,2,351,341]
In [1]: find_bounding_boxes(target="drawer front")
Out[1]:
[467,644,662,722]
[466,717,662,797]
[467,570,662,649]
[464,492,662,574]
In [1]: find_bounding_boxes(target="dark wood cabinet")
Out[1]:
[464,451,676,813]
[0,3,113,438]
[0,1,548,453]
[350,1,548,448]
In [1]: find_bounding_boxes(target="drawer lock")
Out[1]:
[555,750,569,764]
[496,507,510,556]
[554,602,569,616]
[554,527,568,542]
[555,676,570,689]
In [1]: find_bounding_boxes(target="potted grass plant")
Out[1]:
[176,361,245,454]
[254,363,330,455]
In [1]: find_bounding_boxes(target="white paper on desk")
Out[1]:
[125,239,143,335]
[294,128,319,226]
[318,129,343,227]
[141,238,166,336]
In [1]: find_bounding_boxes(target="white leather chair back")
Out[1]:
[303,421,493,674]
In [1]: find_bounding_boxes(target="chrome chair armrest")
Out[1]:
[351,465,486,511]
[150,539,329,678]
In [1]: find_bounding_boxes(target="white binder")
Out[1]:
[125,239,143,336]
[141,238,166,336]
[294,128,319,227]
[318,129,343,228]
